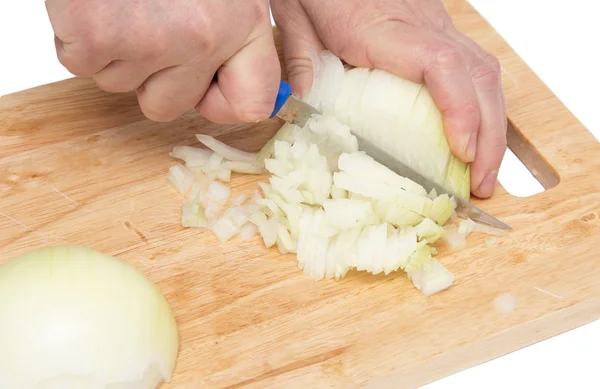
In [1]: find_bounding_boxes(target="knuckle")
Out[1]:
[429,43,464,69]
[184,10,218,54]
[247,0,270,25]
[471,54,502,88]
[131,26,169,60]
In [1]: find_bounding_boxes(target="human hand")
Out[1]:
[271,0,507,198]
[45,0,281,124]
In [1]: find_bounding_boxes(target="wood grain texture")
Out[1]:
[1,1,600,388]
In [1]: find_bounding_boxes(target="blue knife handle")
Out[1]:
[270,80,292,118]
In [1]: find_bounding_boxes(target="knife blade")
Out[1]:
[269,80,320,128]
[353,133,512,231]
[269,80,512,231]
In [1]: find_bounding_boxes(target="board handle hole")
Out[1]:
[497,120,560,197]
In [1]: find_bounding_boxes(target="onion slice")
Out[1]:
[196,134,259,163]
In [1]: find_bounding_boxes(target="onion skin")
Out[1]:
[0,246,179,389]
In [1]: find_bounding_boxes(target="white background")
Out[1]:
[1,1,599,388]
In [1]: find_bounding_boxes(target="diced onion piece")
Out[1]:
[458,218,476,235]
[167,165,195,195]
[259,217,278,248]
[223,206,250,227]
[216,168,231,182]
[210,217,240,242]
[181,201,207,228]
[203,152,223,172]
[231,193,248,206]
[222,160,264,174]
[322,199,377,229]
[196,134,258,163]
[170,145,212,167]
[443,225,468,250]
[207,181,231,205]
[407,258,454,296]
[239,222,258,241]
[330,185,348,199]
[485,237,498,247]
[414,218,444,244]
[204,200,224,221]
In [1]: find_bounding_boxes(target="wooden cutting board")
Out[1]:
[2,1,599,388]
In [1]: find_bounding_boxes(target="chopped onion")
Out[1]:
[203,152,223,172]
[443,225,468,250]
[207,181,231,205]
[485,237,498,247]
[210,217,241,242]
[222,160,264,174]
[239,222,259,241]
[196,134,259,163]
[458,218,476,235]
[181,201,207,228]
[167,164,195,195]
[223,206,250,227]
[231,193,248,206]
[407,258,455,296]
[0,246,179,389]
[204,200,224,221]
[170,145,212,167]
[216,168,231,182]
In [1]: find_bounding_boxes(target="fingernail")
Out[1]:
[477,170,498,196]
[465,133,477,162]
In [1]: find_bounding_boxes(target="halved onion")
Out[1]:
[0,246,179,389]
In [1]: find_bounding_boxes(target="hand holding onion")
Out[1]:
[271,0,508,198]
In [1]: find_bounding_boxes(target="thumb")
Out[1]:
[271,0,326,99]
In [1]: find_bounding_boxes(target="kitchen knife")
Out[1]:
[269,80,512,231]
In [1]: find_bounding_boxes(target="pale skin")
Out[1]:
[45,0,507,198]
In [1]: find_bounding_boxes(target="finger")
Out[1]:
[449,32,508,197]
[136,62,217,122]
[330,23,481,163]
[466,53,507,198]
[93,57,177,93]
[271,0,326,98]
[195,31,281,124]
[93,60,149,93]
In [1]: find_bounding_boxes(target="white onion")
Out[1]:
[231,193,248,206]
[216,168,231,182]
[222,160,264,174]
[443,225,468,250]
[0,246,179,389]
[207,181,231,205]
[204,200,224,221]
[210,217,241,242]
[169,146,211,167]
[239,222,258,240]
[167,165,194,195]
[203,152,223,172]
[196,134,258,163]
